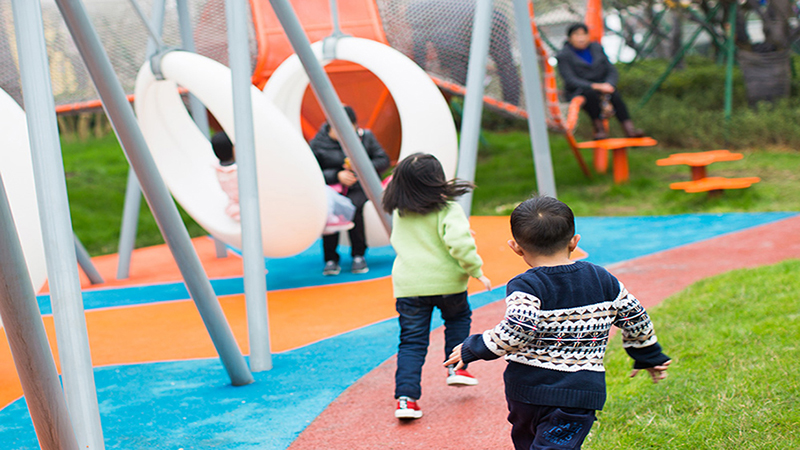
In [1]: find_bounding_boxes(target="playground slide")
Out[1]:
[0,88,48,295]
[133,51,328,257]
[134,39,458,255]
[263,36,458,247]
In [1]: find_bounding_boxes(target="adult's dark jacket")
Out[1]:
[309,123,391,192]
[556,42,619,100]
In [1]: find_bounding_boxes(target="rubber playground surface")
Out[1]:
[1,212,799,449]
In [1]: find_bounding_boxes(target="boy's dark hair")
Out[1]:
[211,131,234,164]
[343,105,357,125]
[510,196,575,255]
[382,153,473,216]
[566,22,589,37]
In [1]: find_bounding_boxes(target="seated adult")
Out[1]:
[556,23,643,140]
[310,105,390,276]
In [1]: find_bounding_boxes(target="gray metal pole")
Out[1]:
[11,0,106,448]
[116,0,165,279]
[176,0,211,137]
[512,0,557,198]
[54,0,253,386]
[455,0,493,217]
[268,0,392,233]
[0,174,80,450]
[224,0,272,372]
[74,234,104,284]
[128,0,166,50]
[116,170,141,279]
[176,0,224,259]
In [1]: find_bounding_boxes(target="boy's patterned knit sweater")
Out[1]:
[460,261,669,410]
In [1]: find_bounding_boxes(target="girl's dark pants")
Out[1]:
[322,188,367,262]
[394,291,472,400]
[507,399,596,450]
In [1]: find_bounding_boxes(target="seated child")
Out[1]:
[445,196,670,449]
[210,131,240,222]
[210,131,355,233]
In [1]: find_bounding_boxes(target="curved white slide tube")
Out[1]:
[263,37,459,247]
[134,51,328,257]
[0,88,48,293]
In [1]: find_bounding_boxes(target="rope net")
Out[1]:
[0,0,589,122]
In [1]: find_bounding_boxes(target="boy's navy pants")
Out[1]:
[507,399,596,450]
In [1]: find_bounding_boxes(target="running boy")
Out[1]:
[445,196,670,449]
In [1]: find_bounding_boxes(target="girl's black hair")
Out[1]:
[382,153,474,216]
[566,22,589,37]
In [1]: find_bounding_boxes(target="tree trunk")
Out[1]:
[764,0,792,50]
[738,49,791,105]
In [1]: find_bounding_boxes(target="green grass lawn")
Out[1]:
[62,133,205,255]
[589,259,800,449]
[473,131,800,216]
[60,131,799,255]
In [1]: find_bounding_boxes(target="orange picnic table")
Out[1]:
[656,149,744,180]
[577,137,658,184]
[656,150,760,194]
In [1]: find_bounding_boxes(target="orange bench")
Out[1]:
[577,137,658,184]
[656,150,760,195]
[669,176,761,193]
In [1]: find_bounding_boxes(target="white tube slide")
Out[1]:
[263,37,459,247]
[134,51,328,257]
[0,88,48,294]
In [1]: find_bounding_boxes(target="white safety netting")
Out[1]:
[0,0,588,113]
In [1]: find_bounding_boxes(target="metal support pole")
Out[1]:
[455,0,493,217]
[74,234,104,284]
[723,2,737,137]
[0,174,80,450]
[225,0,272,372]
[328,0,343,37]
[268,0,392,233]
[12,0,105,448]
[127,0,166,50]
[116,170,141,279]
[512,0,557,198]
[116,0,165,279]
[177,0,224,258]
[176,0,211,136]
[214,238,229,257]
[54,0,253,386]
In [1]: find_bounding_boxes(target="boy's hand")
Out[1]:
[443,344,465,370]
[478,275,492,291]
[630,360,671,384]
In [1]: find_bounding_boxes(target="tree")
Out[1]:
[728,0,798,104]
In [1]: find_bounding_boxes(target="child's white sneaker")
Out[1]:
[447,365,478,386]
[395,396,423,419]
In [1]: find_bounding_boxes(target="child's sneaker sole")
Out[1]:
[447,374,479,386]
[395,409,423,419]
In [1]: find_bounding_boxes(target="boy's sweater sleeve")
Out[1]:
[460,290,540,363]
[612,281,670,369]
[441,205,483,279]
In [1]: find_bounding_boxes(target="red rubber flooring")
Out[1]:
[289,215,800,450]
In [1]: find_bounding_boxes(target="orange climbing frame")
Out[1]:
[248,0,403,160]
